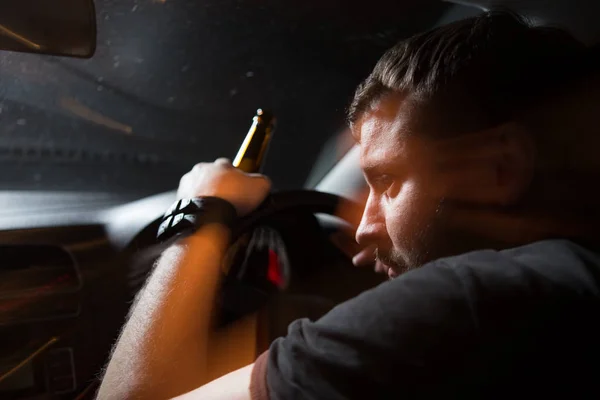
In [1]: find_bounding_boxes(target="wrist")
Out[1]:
[157,196,238,243]
[179,223,232,253]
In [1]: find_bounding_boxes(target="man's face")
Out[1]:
[354,93,512,277]
[355,95,447,278]
[354,93,542,277]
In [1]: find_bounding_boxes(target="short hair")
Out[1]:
[347,11,595,138]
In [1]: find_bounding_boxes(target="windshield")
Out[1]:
[0,1,449,197]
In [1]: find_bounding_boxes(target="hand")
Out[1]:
[352,245,387,275]
[177,158,272,216]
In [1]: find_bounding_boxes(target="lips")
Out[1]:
[375,249,399,279]
[379,261,399,279]
[352,246,400,278]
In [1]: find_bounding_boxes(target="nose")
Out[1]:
[355,192,386,246]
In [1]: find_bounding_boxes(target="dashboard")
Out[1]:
[0,191,143,399]
[0,189,383,399]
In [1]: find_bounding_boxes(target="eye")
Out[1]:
[371,174,394,193]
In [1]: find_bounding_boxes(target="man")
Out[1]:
[98,11,600,399]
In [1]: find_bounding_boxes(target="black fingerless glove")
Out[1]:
[156,196,238,242]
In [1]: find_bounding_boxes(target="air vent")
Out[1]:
[0,245,80,296]
[0,245,81,325]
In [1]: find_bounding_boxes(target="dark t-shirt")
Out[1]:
[249,239,600,399]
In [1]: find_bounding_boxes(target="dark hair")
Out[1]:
[348,11,594,138]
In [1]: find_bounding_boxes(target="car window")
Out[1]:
[0,1,450,197]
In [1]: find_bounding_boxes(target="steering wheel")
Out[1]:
[128,189,361,326]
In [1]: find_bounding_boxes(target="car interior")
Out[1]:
[1,0,599,398]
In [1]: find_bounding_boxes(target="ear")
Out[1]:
[437,122,536,206]
[495,122,536,204]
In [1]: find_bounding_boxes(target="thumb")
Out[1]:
[352,246,375,267]
[248,173,272,190]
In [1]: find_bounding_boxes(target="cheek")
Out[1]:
[385,180,436,248]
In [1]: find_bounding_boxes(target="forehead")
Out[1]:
[357,94,415,169]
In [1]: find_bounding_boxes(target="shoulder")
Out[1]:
[437,239,600,295]
[270,238,599,367]
[425,239,600,340]
[261,240,600,399]
[320,239,593,327]
[264,255,477,398]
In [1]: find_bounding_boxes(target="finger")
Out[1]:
[249,173,272,189]
[192,162,206,171]
[248,173,270,181]
[352,246,376,267]
[179,173,188,187]
[374,260,387,274]
[215,158,232,166]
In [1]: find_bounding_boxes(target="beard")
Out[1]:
[375,200,444,277]
[374,247,412,277]
[373,199,474,277]
[375,198,519,278]
[374,230,435,278]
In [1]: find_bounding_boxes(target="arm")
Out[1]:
[97,159,270,400]
[98,224,232,399]
[175,261,476,400]
[171,364,254,400]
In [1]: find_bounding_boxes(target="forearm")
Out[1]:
[98,224,230,400]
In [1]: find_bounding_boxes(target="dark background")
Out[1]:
[0,0,451,196]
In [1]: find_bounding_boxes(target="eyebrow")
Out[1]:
[351,129,361,144]
[360,163,387,178]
